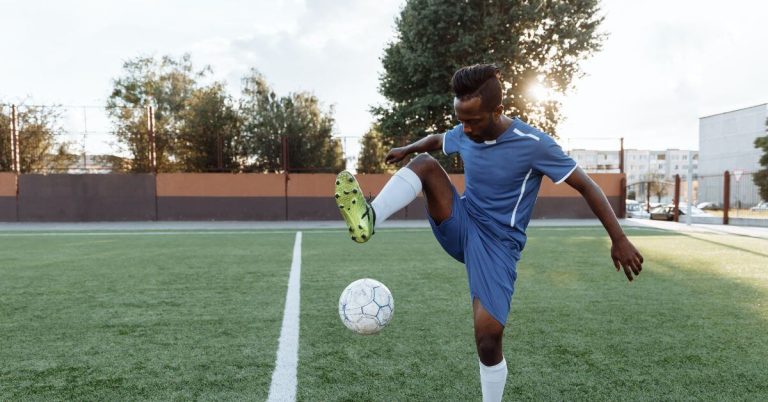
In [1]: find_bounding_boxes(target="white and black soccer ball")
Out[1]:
[338,278,394,335]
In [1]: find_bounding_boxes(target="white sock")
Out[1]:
[371,167,422,226]
[479,358,508,402]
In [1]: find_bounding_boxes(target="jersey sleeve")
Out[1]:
[442,125,462,156]
[533,135,578,184]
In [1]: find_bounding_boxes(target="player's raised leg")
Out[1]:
[473,298,507,402]
[396,153,454,225]
[334,153,455,243]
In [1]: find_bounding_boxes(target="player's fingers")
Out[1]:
[622,264,634,281]
[612,255,620,271]
[628,259,640,276]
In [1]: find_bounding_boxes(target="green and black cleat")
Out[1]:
[334,171,375,243]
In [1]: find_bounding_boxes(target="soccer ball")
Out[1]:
[338,278,394,335]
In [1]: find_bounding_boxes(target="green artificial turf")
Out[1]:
[1,227,767,401]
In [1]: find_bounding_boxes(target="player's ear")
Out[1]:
[492,104,503,118]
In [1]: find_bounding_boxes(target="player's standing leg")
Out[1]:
[474,298,507,402]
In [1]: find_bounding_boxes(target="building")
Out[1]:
[567,148,698,204]
[568,149,698,182]
[698,103,766,207]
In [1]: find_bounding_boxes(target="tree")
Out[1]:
[754,119,768,201]
[374,0,605,170]
[357,125,391,173]
[107,54,210,172]
[240,69,344,173]
[0,104,76,173]
[646,174,669,203]
[177,83,243,172]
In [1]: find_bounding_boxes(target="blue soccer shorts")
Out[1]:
[427,186,520,326]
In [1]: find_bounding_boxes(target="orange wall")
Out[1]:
[157,173,285,197]
[151,172,623,198]
[287,173,619,198]
[0,173,16,196]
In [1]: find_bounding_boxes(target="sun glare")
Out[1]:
[528,82,552,102]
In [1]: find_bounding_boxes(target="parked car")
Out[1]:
[626,200,650,219]
[696,201,721,211]
[649,204,709,221]
[750,201,768,211]
[649,206,673,221]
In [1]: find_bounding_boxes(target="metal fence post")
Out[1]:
[147,106,157,173]
[723,171,730,225]
[10,105,19,173]
[673,174,680,222]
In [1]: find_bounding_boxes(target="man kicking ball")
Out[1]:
[334,64,643,402]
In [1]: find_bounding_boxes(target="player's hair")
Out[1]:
[450,64,503,112]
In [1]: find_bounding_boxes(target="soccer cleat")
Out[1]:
[335,171,375,243]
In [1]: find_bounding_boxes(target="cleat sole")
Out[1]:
[334,171,373,244]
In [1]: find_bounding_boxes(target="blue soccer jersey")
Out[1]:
[442,117,577,250]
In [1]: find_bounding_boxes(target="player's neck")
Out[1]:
[487,115,513,140]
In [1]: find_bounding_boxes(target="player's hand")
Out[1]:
[611,236,643,282]
[385,147,409,164]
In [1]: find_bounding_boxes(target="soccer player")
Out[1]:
[335,64,643,402]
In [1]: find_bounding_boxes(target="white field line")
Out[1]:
[0,228,433,237]
[267,231,302,402]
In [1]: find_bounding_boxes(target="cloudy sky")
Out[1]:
[1,0,767,156]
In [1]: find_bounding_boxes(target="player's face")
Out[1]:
[454,96,494,143]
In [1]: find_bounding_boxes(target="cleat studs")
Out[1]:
[352,189,358,194]
[351,236,357,241]
[343,190,350,195]
[348,178,354,183]
[336,180,340,185]
[361,234,367,240]
[338,205,344,209]
[349,227,354,232]
[352,200,356,204]
[335,193,340,198]
[358,224,363,229]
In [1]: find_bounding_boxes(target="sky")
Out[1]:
[1,0,767,157]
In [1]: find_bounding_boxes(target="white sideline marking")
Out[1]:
[267,231,302,402]
[0,228,433,237]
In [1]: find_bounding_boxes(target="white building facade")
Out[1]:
[568,148,698,183]
[698,104,767,207]
[568,148,698,204]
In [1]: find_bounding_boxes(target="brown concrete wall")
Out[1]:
[156,173,286,220]
[0,173,17,221]
[5,172,624,222]
[18,174,156,221]
[156,173,285,197]
[532,173,624,218]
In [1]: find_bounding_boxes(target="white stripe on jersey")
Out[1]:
[510,168,533,227]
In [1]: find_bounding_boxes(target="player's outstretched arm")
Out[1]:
[385,134,444,164]
[565,167,644,281]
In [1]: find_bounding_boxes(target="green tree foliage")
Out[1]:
[239,69,344,173]
[357,125,391,173]
[374,0,605,170]
[178,84,243,172]
[106,54,212,172]
[753,119,768,201]
[0,104,77,173]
